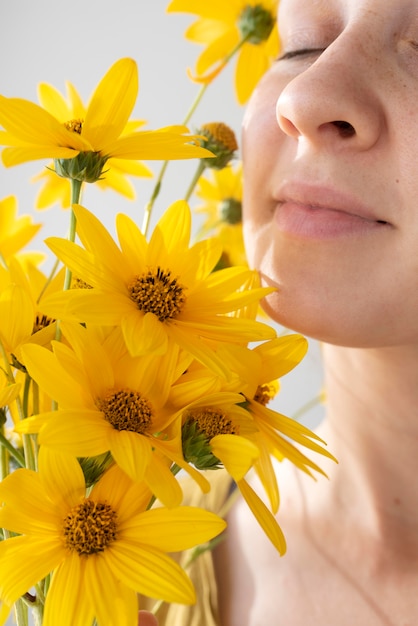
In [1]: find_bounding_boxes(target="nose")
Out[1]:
[276,35,385,152]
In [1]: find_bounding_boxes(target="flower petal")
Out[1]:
[43,554,94,626]
[237,478,287,555]
[0,536,63,607]
[106,542,196,604]
[109,429,152,483]
[84,58,138,148]
[122,311,168,357]
[210,434,259,481]
[122,506,226,552]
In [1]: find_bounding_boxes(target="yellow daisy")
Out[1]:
[0,57,213,180]
[41,201,276,378]
[194,162,247,267]
[166,0,280,104]
[30,80,154,207]
[0,195,41,262]
[0,448,226,626]
[17,323,210,506]
[169,375,287,553]
[0,259,64,358]
[235,335,337,512]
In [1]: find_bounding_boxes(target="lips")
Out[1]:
[273,182,391,239]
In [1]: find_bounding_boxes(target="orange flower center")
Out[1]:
[254,383,276,406]
[32,313,55,334]
[64,118,84,134]
[96,388,154,433]
[187,407,238,438]
[63,499,117,555]
[127,267,186,322]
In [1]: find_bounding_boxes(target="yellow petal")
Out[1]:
[143,455,183,508]
[0,97,90,149]
[84,58,138,148]
[109,430,152,482]
[106,543,196,604]
[122,506,226,551]
[86,556,138,626]
[0,535,63,607]
[237,478,287,555]
[44,555,94,626]
[210,434,259,481]
[122,311,168,357]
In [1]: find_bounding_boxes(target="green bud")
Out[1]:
[197,122,238,170]
[238,4,275,44]
[182,419,222,471]
[54,151,109,183]
[219,198,242,224]
[79,452,113,487]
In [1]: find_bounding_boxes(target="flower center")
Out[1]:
[254,383,276,406]
[219,198,242,224]
[127,267,186,322]
[238,4,275,44]
[182,407,238,470]
[32,313,55,334]
[63,499,117,555]
[187,407,238,438]
[64,118,84,134]
[96,388,154,433]
[72,276,93,289]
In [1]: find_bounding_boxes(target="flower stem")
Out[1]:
[184,161,206,203]
[55,178,82,342]
[0,430,25,468]
[141,34,250,235]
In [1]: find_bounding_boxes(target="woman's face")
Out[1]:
[242,0,418,347]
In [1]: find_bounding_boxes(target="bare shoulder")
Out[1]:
[214,463,312,626]
[213,461,418,626]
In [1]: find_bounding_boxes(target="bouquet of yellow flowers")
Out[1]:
[0,3,333,625]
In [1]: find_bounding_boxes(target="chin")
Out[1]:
[258,287,399,349]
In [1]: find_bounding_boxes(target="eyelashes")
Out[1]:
[277,47,326,61]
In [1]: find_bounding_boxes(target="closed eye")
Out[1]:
[277,48,326,61]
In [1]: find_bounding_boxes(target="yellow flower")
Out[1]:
[0,259,63,358]
[0,58,213,180]
[166,0,280,104]
[0,368,20,410]
[170,376,287,554]
[194,162,247,267]
[237,335,337,512]
[0,196,42,262]
[0,448,226,626]
[17,323,210,506]
[30,80,154,207]
[41,201,276,378]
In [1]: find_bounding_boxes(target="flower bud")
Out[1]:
[54,151,109,183]
[238,5,275,44]
[197,122,238,170]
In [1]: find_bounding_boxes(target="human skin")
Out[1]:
[214,1,418,624]
[138,610,158,626]
[242,0,418,349]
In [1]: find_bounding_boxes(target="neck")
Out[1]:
[314,342,418,555]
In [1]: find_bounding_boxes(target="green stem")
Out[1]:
[0,430,25,468]
[36,256,60,305]
[142,34,250,235]
[55,178,82,343]
[184,161,207,203]
[14,598,29,626]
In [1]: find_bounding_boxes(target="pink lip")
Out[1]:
[274,182,391,240]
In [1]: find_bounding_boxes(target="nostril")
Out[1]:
[332,120,355,137]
